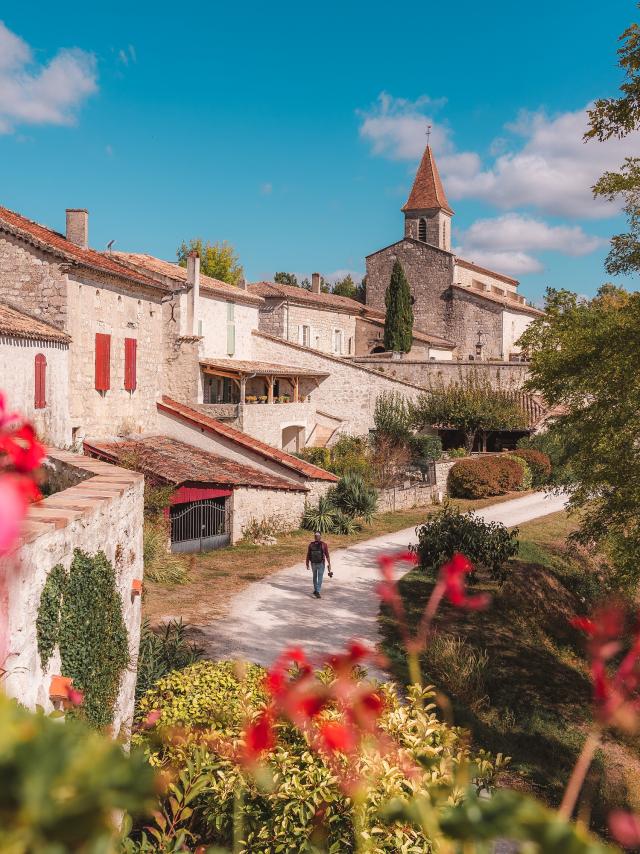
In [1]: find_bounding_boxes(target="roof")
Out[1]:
[83,436,306,492]
[248,281,365,315]
[402,146,454,214]
[112,252,263,306]
[200,357,329,377]
[0,205,166,293]
[450,283,545,317]
[159,397,338,483]
[455,257,519,288]
[358,310,455,349]
[0,302,70,343]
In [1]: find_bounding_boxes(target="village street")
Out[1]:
[198,490,569,670]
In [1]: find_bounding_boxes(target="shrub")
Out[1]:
[133,661,505,852]
[448,446,467,458]
[492,455,524,491]
[448,457,502,499]
[517,430,568,484]
[329,434,372,478]
[333,471,378,522]
[242,514,289,542]
[296,446,331,470]
[135,619,203,707]
[143,520,189,584]
[410,434,442,481]
[425,634,489,711]
[503,453,533,490]
[414,502,519,582]
[373,390,412,445]
[513,448,552,486]
[301,493,338,533]
[369,433,412,488]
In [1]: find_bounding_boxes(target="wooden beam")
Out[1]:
[293,376,299,403]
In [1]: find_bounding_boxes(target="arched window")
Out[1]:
[418,218,427,242]
[35,353,46,409]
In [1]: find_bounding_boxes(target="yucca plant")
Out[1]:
[301,493,338,533]
[333,511,360,535]
[333,472,378,523]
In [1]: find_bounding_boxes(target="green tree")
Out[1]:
[519,284,640,591]
[177,238,243,285]
[411,375,526,453]
[373,391,412,445]
[332,274,357,299]
[356,274,367,304]
[586,8,640,275]
[274,271,299,286]
[384,260,413,352]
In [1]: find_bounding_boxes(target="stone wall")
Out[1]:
[376,483,436,512]
[502,309,532,357]
[351,356,530,390]
[0,336,71,447]
[445,289,504,359]
[251,331,423,437]
[231,485,306,542]
[0,232,68,329]
[258,300,358,357]
[434,459,456,494]
[454,261,518,294]
[366,239,455,340]
[239,401,317,449]
[0,450,144,739]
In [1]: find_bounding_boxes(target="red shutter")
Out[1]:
[95,333,111,391]
[34,353,46,409]
[124,337,137,391]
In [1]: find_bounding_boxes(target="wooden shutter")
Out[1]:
[95,333,111,391]
[226,322,235,356]
[124,337,137,391]
[34,353,46,409]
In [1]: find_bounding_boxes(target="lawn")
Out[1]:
[142,491,531,627]
[378,509,640,832]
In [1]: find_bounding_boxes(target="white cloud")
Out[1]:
[358,92,640,219]
[118,45,136,66]
[0,21,97,134]
[260,182,273,195]
[456,213,605,276]
[323,269,363,285]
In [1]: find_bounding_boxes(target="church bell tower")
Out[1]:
[402,145,453,251]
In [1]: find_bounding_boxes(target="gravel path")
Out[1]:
[197,490,568,667]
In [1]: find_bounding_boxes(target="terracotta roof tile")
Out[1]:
[83,436,306,492]
[248,281,365,314]
[402,146,453,214]
[200,357,328,377]
[451,283,545,317]
[0,302,70,343]
[0,205,167,292]
[159,397,338,482]
[112,252,263,305]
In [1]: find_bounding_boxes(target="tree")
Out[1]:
[384,260,413,352]
[177,239,243,285]
[373,391,412,445]
[519,284,640,590]
[586,10,640,275]
[356,274,367,304]
[332,274,357,299]
[274,272,299,286]
[411,375,526,453]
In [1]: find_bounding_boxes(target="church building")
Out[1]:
[364,144,543,361]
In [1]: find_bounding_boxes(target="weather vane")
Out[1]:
[426,124,432,145]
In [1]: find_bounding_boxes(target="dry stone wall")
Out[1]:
[231,485,306,542]
[351,356,530,390]
[0,233,68,329]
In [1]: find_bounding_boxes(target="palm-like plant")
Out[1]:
[334,473,378,523]
[301,494,338,533]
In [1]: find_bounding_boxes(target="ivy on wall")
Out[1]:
[36,548,130,729]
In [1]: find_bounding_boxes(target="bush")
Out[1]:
[517,430,567,484]
[301,493,338,533]
[502,454,533,490]
[414,502,519,582]
[373,391,412,445]
[242,514,289,542]
[329,434,372,478]
[135,619,203,707]
[410,434,442,481]
[333,472,378,522]
[143,520,189,584]
[133,661,505,852]
[425,634,489,711]
[448,458,502,499]
[513,448,552,486]
[448,447,467,458]
[296,446,331,470]
[492,456,524,491]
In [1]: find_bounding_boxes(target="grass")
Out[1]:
[142,491,531,627]
[379,509,640,831]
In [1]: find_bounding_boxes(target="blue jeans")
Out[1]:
[311,561,325,593]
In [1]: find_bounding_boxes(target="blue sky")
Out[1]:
[0,1,638,302]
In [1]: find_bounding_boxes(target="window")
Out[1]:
[299,324,311,347]
[34,353,46,409]
[124,337,137,392]
[333,328,343,354]
[418,218,427,242]
[95,333,111,391]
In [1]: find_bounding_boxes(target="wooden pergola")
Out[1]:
[200,358,328,404]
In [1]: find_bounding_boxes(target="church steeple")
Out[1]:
[402,145,453,250]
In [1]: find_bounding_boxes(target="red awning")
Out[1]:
[170,486,232,505]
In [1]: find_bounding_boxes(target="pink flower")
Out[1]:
[440,553,491,610]
[143,709,162,728]
[0,423,45,473]
[67,687,85,706]
[0,475,31,553]
[609,810,640,847]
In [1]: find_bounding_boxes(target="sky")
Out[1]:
[0,1,639,303]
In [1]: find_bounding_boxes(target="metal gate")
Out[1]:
[170,498,231,553]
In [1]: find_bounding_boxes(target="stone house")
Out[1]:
[84,435,308,547]
[354,308,455,359]
[364,145,543,361]
[0,303,71,446]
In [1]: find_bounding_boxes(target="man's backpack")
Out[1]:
[309,541,324,563]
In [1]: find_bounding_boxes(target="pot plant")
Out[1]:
[258,395,268,404]
[245,395,257,404]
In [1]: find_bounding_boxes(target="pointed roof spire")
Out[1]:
[402,145,453,214]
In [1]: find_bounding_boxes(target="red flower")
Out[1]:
[143,709,162,728]
[0,475,39,553]
[243,712,275,761]
[440,553,490,610]
[319,720,355,754]
[0,423,45,473]
[609,810,640,848]
[67,687,85,706]
[0,393,21,429]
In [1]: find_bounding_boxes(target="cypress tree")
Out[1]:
[383,260,414,352]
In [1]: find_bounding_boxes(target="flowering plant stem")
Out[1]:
[558,729,600,820]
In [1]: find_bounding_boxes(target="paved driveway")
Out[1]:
[198,491,568,668]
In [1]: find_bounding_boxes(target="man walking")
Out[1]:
[306,531,332,598]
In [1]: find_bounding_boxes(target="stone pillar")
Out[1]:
[239,376,247,404]
[311,273,321,294]
[267,377,274,403]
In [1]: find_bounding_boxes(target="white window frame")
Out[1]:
[299,324,311,347]
[332,328,343,355]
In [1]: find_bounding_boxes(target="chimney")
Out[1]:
[65,209,88,249]
[239,277,248,291]
[186,250,200,335]
[311,272,321,294]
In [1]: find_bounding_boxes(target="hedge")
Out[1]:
[512,449,552,486]
[448,455,527,499]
